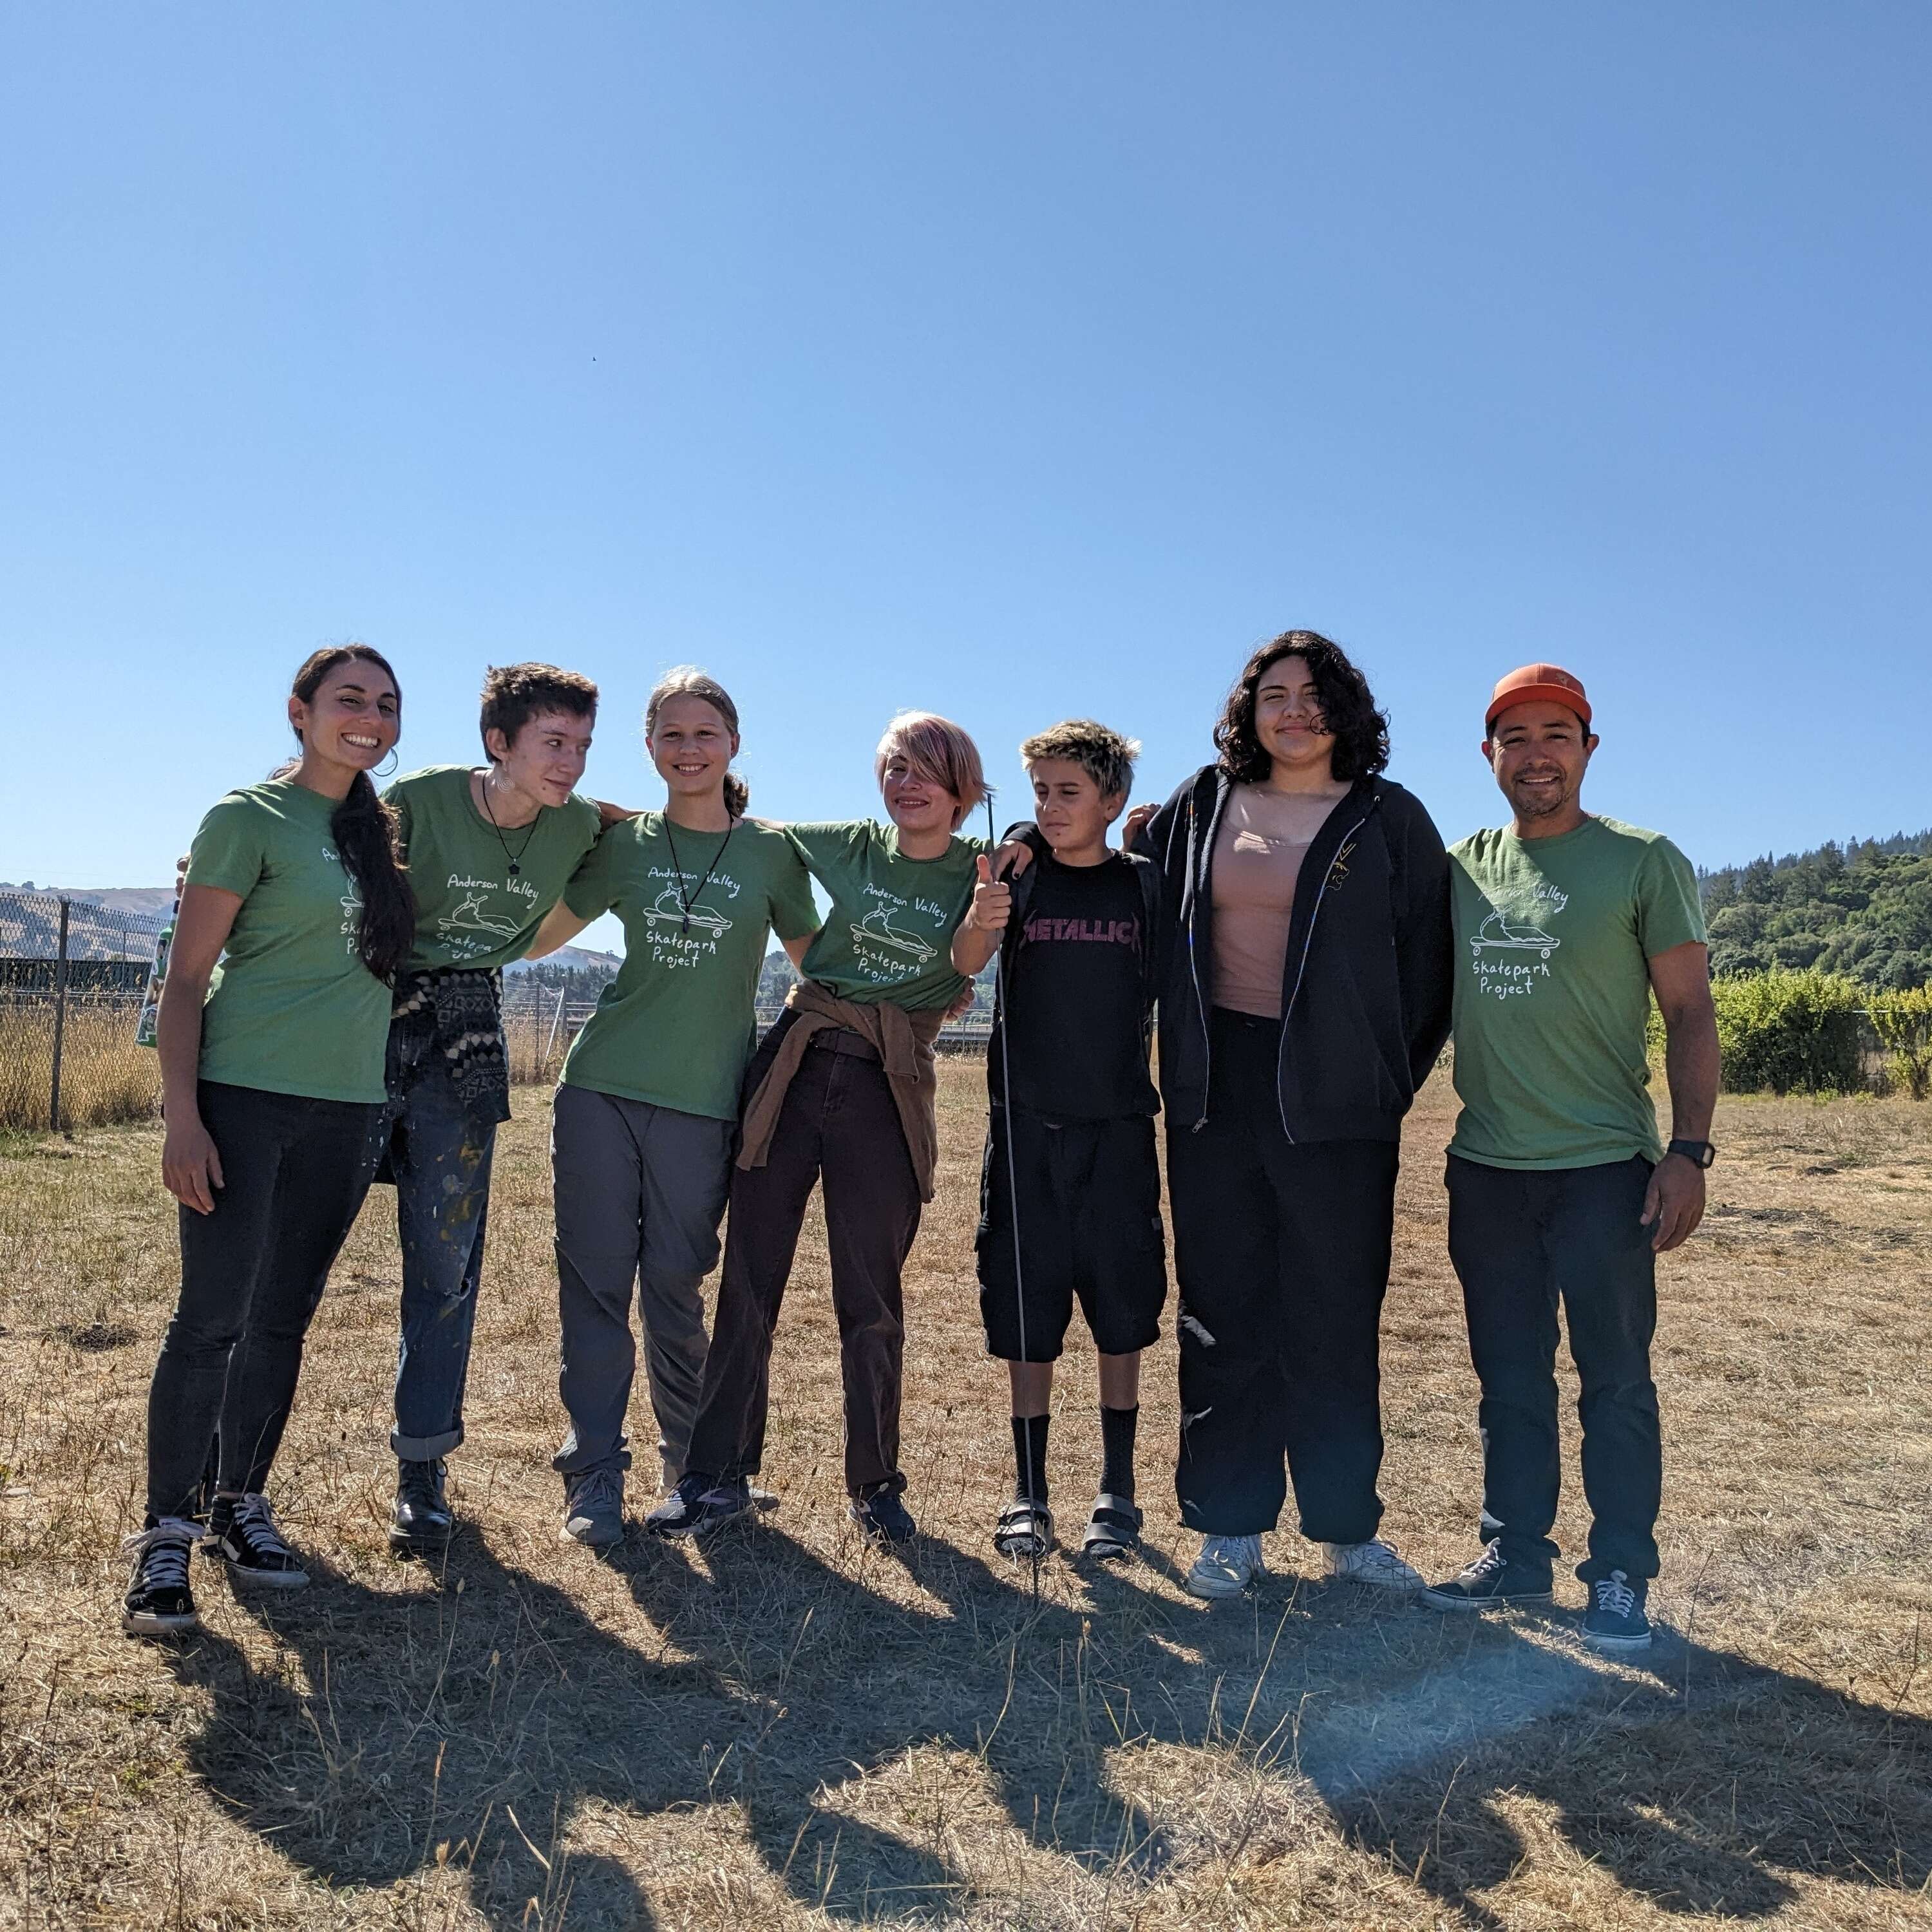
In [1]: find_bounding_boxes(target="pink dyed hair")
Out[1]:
[873,711,988,829]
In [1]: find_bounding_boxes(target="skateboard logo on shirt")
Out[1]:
[641,866,741,971]
[1469,883,1566,1001]
[440,889,522,943]
[853,904,936,963]
[847,885,945,983]
[339,891,364,954]
[640,883,734,939]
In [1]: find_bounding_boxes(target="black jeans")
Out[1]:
[1166,1007,1399,1540]
[1446,1152,1662,1584]
[146,1081,384,1521]
[686,1019,922,1499]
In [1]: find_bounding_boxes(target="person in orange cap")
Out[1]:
[1420,664,1719,1652]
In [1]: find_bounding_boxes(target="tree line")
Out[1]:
[1701,830,1932,991]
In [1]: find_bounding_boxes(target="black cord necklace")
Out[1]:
[478,772,542,877]
[661,811,736,934]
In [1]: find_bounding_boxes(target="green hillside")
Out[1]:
[1701,831,1932,990]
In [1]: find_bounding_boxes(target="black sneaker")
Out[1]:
[1420,1540,1554,1611]
[122,1519,201,1636]
[390,1459,453,1553]
[850,1488,917,1545]
[207,1493,310,1588]
[1582,1569,1653,1651]
[643,1472,750,1539]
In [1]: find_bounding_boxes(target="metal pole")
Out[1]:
[49,897,70,1132]
[543,983,567,1071]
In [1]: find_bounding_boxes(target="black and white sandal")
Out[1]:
[1080,1493,1143,1560]
[993,1498,1056,1560]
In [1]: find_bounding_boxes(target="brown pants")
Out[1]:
[686,1019,922,1497]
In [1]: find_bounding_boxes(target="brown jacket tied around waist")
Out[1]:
[735,979,948,1202]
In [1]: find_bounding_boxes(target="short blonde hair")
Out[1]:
[1019,719,1140,801]
[874,711,987,829]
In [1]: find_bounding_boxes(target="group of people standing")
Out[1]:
[123,628,1719,1662]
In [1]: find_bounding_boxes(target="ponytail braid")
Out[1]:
[332,769,415,980]
[289,644,417,982]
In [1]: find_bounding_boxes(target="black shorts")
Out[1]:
[976,1110,1168,1361]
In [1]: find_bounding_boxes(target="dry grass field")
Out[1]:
[2,1065,1929,1930]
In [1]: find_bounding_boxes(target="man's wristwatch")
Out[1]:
[1666,1138,1717,1170]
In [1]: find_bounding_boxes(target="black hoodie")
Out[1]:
[1134,766,1453,1141]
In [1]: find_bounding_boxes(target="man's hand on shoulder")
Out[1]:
[1642,1153,1707,1253]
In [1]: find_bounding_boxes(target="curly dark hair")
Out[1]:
[1213,629,1390,783]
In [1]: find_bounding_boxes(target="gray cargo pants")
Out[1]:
[551,1082,734,1488]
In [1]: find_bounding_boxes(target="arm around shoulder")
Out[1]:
[526,900,592,961]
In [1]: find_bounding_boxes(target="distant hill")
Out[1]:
[504,945,621,976]
[1701,830,1932,990]
[35,886,176,922]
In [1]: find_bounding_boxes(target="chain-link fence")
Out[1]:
[1,891,168,1131]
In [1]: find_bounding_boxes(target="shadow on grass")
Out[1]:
[158,1524,1932,1927]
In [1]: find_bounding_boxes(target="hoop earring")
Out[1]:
[375,750,399,778]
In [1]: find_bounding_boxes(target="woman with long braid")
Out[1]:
[125,645,413,1635]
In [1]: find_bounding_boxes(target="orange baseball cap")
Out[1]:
[1485,663,1593,733]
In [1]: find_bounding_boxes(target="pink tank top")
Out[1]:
[1210,786,1323,1019]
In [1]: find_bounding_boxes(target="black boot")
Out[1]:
[390,1459,453,1553]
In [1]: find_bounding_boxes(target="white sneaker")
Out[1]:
[1186,1533,1265,1599]
[1323,1537,1425,1590]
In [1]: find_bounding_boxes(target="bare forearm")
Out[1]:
[1663,1003,1719,1142]
[525,904,589,960]
[951,926,999,977]
[155,978,207,1122]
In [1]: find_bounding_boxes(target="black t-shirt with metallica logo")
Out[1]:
[992,851,1159,1121]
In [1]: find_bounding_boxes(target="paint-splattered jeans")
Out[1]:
[383,1006,497,1462]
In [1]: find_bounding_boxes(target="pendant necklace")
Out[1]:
[479,773,541,877]
[662,813,736,934]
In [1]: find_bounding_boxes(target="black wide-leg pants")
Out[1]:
[1166,1008,1399,1541]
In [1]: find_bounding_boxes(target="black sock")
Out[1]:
[1011,1414,1050,1504]
[1099,1405,1139,1501]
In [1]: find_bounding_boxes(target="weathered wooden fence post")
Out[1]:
[48,896,70,1132]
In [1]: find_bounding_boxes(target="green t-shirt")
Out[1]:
[385,766,603,972]
[788,820,989,1011]
[1448,815,1707,1170]
[185,779,393,1103]
[558,815,820,1119]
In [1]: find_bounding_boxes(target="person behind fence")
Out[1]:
[124,644,413,1636]
[949,721,1167,1564]
[1419,663,1718,1651]
[372,665,605,1553]
[650,712,1012,1546]
[524,668,820,1548]
[1127,629,1453,1601]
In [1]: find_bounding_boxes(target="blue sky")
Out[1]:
[5,5,1927,928]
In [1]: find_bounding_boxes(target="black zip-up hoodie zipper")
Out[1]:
[1142,764,1451,1142]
